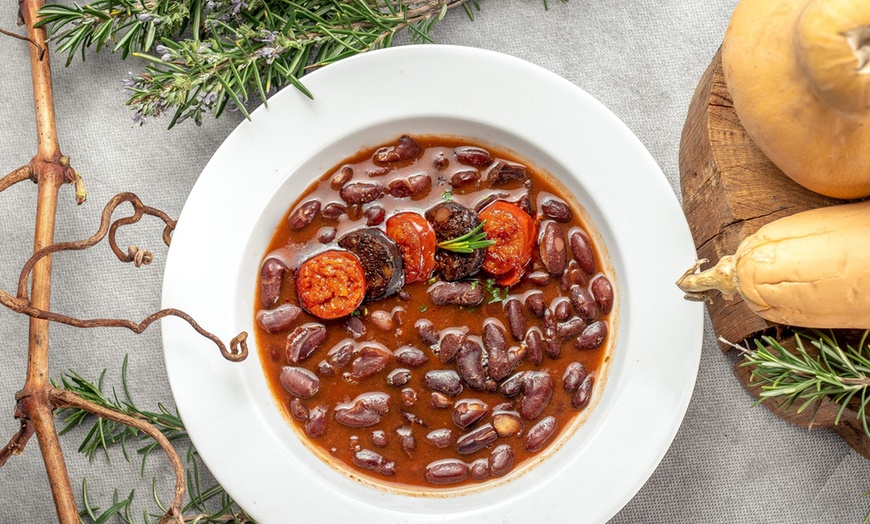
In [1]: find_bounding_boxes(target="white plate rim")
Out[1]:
[161,44,703,524]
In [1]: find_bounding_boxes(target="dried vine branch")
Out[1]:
[0,0,248,520]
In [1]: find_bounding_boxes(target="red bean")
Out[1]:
[279,367,320,398]
[456,423,498,455]
[386,368,411,387]
[316,360,335,376]
[573,375,595,410]
[574,320,608,350]
[408,173,431,196]
[340,182,383,205]
[449,169,480,188]
[335,392,390,427]
[524,416,557,452]
[524,327,545,365]
[569,227,596,275]
[433,154,449,170]
[492,411,524,437]
[563,362,588,392]
[350,344,392,380]
[482,318,506,354]
[394,346,429,367]
[346,316,366,339]
[416,319,440,345]
[527,271,551,286]
[490,444,515,477]
[425,458,469,485]
[438,331,466,363]
[373,135,421,164]
[552,297,572,322]
[371,430,388,447]
[453,398,489,429]
[321,202,346,220]
[401,387,418,407]
[424,370,463,397]
[428,281,484,307]
[591,275,614,315]
[540,197,573,223]
[289,398,308,421]
[470,458,490,480]
[387,178,414,198]
[504,299,526,342]
[256,303,302,334]
[430,391,453,408]
[396,426,416,455]
[488,344,526,382]
[259,258,285,308]
[456,340,487,390]
[524,291,546,318]
[426,428,453,448]
[454,146,493,167]
[539,220,567,276]
[498,371,527,397]
[556,318,587,340]
[520,371,554,420]
[327,340,354,368]
[487,161,528,185]
[368,310,394,332]
[305,405,328,438]
[288,200,320,230]
[546,336,561,359]
[318,226,337,244]
[570,285,599,322]
[285,323,327,364]
[364,205,386,226]
[330,166,353,188]
[353,449,396,476]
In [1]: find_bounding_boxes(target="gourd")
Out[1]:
[722,0,870,199]
[676,199,870,329]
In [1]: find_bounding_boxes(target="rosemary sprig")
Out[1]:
[35,0,482,127]
[737,330,870,438]
[55,355,253,523]
[438,221,494,253]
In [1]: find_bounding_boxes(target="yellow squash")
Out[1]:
[722,0,870,199]
[677,200,870,328]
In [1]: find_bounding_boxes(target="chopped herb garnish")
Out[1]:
[438,221,495,254]
[419,305,428,313]
[484,278,510,304]
[442,189,453,202]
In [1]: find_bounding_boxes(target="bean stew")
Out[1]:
[254,135,615,490]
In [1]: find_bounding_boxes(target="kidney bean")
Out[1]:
[371,429,388,447]
[331,166,353,188]
[487,161,528,185]
[280,367,320,398]
[490,444,515,477]
[539,221,567,276]
[456,340,487,390]
[482,318,506,354]
[570,285,599,322]
[564,259,588,288]
[556,318,587,339]
[285,323,327,364]
[524,327,545,365]
[259,258,285,308]
[428,281,484,307]
[540,197,573,223]
[527,271,550,286]
[504,299,526,342]
[402,411,426,427]
[424,370,464,396]
[569,227,596,275]
[433,153,449,170]
[402,387,418,407]
[488,345,526,382]
[364,205,386,226]
[305,405,328,438]
[288,200,320,230]
[394,346,428,367]
[453,399,489,429]
[416,319,440,345]
[289,398,309,421]
[353,449,396,476]
[396,426,416,455]
[351,344,392,380]
[327,340,354,368]
[573,375,595,410]
[318,227,337,244]
[426,428,453,448]
[524,416,557,452]
[574,320,608,350]
[321,202,346,220]
[456,423,498,455]
[552,297,572,322]
[438,331,466,363]
[430,391,453,408]
[387,178,414,198]
[408,173,431,196]
[449,169,480,188]
[316,360,335,376]
[367,166,390,177]
[373,135,421,164]
[524,291,546,318]
[340,181,383,205]
[369,310,394,332]
[454,146,493,167]
[546,336,562,359]
[256,303,301,334]
[386,368,411,387]
[498,371,527,397]
[591,275,614,315]
[563,362,589,392]
[492,411,524,437]
[425,458,469,485]
[346,316,366,339]
[520,371,554,420]
[470,458,490,481]
[335,392,390,427]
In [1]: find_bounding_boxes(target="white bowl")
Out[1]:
[162,44,703,524]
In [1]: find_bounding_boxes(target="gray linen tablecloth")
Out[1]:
[2,0,870,522]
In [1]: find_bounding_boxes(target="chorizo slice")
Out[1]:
[296,250,366,319]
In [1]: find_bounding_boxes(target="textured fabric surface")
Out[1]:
[2,0,869,522]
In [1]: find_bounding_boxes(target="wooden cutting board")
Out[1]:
[679,50,870,458]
